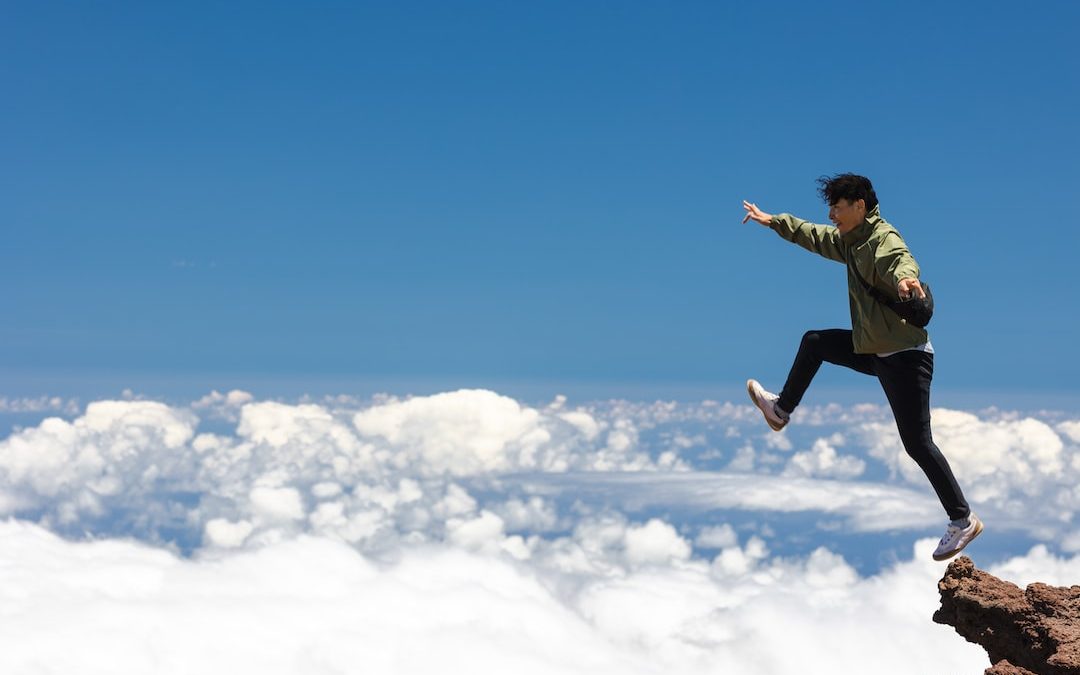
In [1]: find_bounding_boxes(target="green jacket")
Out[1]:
[768,205,929,354]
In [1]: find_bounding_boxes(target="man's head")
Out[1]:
[817,173,878,234]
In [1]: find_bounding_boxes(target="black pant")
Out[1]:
[776,329,970,521]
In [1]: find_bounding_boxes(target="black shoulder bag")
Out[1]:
[851,266,934,328]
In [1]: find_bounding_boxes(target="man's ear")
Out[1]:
[855,198,866,214]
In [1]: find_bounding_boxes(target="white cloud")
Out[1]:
[307,500,390,546]
[623,518,692,567]
[1057,420,1080,444]
[513,471,942,532]
[191,389,255,421]
[249,485,306,522]
[432,483,478,519]
[1,389,1078,565]
[0,396,79,415]
[348,389,665,476]
[6,389,1080,674]
[492,496,560,532]
[762,432,793,452]
[783,435,866,479]
[240,401,366,454]
[0,520,998,675]
[695,524,738,549]
[204,518,254,548]
[988,543,1080,587]
[557,410,603,441]
[861,408,1076,524]
[446,510,507,551]
[352,389,550,475]
[710,535,769,577]
[0,401,196,520]
[727,442,757,472]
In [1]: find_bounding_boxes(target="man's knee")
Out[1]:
[897,426,936,460]
[800,330,823,352]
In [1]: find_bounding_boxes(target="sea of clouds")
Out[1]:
[2,388,1079,673]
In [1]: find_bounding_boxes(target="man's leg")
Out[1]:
[775,329,875,414]
[873,351,970,521]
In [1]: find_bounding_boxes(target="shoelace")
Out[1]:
[939,525,961,546]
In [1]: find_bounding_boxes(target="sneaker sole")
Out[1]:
[746,379,786,432]
[932,517,985,561]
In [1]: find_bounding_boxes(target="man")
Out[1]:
[741,173,982,561]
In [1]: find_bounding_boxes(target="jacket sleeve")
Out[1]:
[768,214,845,263]
[874,232,921,298]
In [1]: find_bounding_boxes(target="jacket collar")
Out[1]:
[840,204,880,246]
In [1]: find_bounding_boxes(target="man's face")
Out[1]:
[829,198,866,234]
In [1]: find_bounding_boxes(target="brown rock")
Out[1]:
[985,660,1039,675]
[934,556,1080,675]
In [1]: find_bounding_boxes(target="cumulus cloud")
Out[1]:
[710,535,770,576]
[622,518,692,566]
[3,390,1078,554]
[249,485,306,521]
[866,409,1064,493]
[783,434,866,479]
[204,517,254,548]
[353,389,548,474]
[695,523,738,549]
[860,408,1079,530]
[0,390,694,555]
[0,400,197,525]
[191,389,255,421]
[0,520,1003,675]
[1057,420,1080,444]
[491,496,560,532]
[351,389,667,475]
[3,389,1080,673]
[0,395,79,415]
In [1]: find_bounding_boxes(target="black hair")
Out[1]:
[816,173,878,211]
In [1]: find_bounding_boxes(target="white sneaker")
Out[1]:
[746,379,789,432]
[932,513,984,561]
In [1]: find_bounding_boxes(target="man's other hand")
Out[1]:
[898,278,926,300]
[742,201,773,225]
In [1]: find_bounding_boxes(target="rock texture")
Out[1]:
[984,661,1039,675]
[934,556,1080,675]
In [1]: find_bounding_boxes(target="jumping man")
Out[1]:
[741,173,982,561]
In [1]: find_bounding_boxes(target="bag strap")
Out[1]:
[846,212,898,302]
[849,261,892,305]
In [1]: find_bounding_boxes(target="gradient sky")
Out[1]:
[3,1,1078,403]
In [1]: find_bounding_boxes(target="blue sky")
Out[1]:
[3,1,1079,405]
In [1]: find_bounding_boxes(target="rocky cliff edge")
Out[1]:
[935,556,1080,675]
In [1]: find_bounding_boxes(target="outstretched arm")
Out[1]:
[742,200,845,263]
[742,200,773,225]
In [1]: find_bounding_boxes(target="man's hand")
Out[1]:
[742,200,773,225]
[898,278,926,300]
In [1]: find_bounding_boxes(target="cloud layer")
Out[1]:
[0,519,1004,675]
[2,388,1080,673]
[3,389,1077,553]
